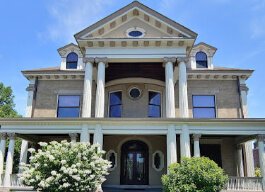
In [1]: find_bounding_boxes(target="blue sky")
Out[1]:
[0,0,265,117]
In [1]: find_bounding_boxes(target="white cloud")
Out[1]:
[39,0,116,43]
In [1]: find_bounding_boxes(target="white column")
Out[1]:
[177,58,189,118]
[3,133,15,187]
[69,133,78,143]
[0,133,7,177]
[236,144,244,177]
[19,79,36,173]
[244,141,255,177]
[18,140,29,173]
[180,125,191,158]
[164,57,176,118]
[80,124,90,143]
[95,58,107,118]
[167,125,177,168]
[257,135,265,188]
[82,58,94,118]
[193,134,201,157]
[94,125,103,150]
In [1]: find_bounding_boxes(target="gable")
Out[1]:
[74,1,197,40]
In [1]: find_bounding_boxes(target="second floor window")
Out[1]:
[109,91,122,117]
[148,91,161,117]
[193,95,216,118]
[66,52,78,69]
[57,95,80,118]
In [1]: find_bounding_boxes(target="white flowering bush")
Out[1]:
[21,140,111,192]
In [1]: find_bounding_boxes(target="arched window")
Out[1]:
[196,52,208,68]
[66,52,78,69]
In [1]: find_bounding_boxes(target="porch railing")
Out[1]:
[0,175,263,192]
[224,176,263,191]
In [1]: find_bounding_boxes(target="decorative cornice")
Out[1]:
[83,57,94,64]
[193,134,201,141]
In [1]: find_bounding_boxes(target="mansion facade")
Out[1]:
[1,1,265,191]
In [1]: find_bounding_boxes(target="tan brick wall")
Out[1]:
[33,80,84,117]
[32,79,242,118]
[186,80,242,118]
[105,83,165,118]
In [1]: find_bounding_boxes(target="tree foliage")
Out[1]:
[0,82,19,118]
[162,157,228,192]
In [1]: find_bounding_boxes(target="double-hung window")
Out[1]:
[109,91,122,117]
[192,95,216,118]
[148,91,161,118]
[57,95,80,118]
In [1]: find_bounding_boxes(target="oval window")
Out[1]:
[129,87,141,99]
[126,27,145,38]
[128,30,143,37]
[152,151,164,171]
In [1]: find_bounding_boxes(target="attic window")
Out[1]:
[126,27,145,38]
[66,52,78,69]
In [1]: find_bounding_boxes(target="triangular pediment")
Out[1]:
[74,1,197,40]
[101,18,171,38]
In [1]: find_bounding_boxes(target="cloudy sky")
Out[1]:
[0,0,265,117]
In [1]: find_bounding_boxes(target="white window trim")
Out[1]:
[152,150,165,172]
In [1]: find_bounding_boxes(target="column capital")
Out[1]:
[95,57,108,64]
[83,57,94,64]
[7,133,15,140]
[240,84,249,93]
[163,57,176,64]
[26,84,36,92]
[193,134,201,141]
[0,133,7,140]
[257,135,265,142]
[69,133,78,140]
[177,57,189,64]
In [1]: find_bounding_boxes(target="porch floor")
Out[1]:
[103,187,162,192]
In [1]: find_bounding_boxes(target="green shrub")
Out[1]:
[161,157,228,192]
[21,141,111,192]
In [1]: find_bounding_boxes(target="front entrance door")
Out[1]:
[121,140,148,185]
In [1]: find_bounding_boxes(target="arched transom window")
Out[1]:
[66,52,78,69]
[196,51,208,68]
